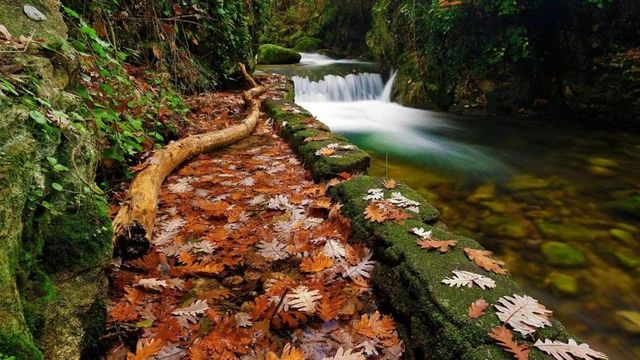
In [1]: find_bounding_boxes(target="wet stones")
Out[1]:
[479,216,529,239]
[540,241,586,267]
[544,272,579,296]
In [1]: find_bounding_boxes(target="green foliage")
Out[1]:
[257,44,302,64]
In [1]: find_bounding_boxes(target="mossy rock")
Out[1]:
[293,36,323,52]
[328,175,569,359]
[0,0,67,41]
[0,329,43,360]
[257,44,301,65]
[605,195,640,219]
[39,197,113,273]
[544,272,579,296]
[540,241,586,267]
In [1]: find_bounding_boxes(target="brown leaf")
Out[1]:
[126,338,164,360]
[364,201,411,224]
[488,326,530,360]
[417,239,457,253]
[300,253,334,273]
[468,298,489,319]
[464,248,508,274]
[383,179,398,189]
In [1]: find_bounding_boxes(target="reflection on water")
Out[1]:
[260,56,640,359]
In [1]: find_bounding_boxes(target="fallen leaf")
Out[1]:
[442,270,496,290]
[464,248,508,274]
[383,179,397,189]
[300,253,335,272]
[417,238,457,253]
[494,294,552,335]
[468,299,489,319]
[322,347,366,360]
[533,339,607,360]
[488,326,530,360]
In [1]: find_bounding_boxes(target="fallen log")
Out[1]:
[112,65,266,258]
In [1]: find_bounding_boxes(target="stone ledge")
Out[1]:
[263,98,371,181]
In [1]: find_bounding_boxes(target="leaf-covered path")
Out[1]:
[105,78,403,360]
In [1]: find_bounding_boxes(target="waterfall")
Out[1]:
[379,70,397,102]
[292,73,385,102]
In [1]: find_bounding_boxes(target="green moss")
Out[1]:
[80,298,107,358]
[293,36,323,52]
[40,197,113,273]
[257,44,301,64]
[540,241,586,267]
[0,329,43,360]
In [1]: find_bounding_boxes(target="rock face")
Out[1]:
[257,44,302,65]
[367,0,640,123]
[0,6,112,360]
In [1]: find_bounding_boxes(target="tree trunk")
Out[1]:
[112,67,265,258]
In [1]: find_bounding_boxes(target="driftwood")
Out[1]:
[112,64,265,258]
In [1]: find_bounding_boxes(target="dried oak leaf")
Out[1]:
[417,239,458,253]
[352,311,396,340]
[300,253,335,273]
[533,339,607,360]
[494,294,552,335]
[464,247,508,274]
[488,326,530,360]
[322,347,366,360]
[266,343,304,360]
[286,285,322,314]
[468,299,489,319]
[383,179,398,189]
[364,201,411,224]
[126,337,163,360]
[442,270,496,290]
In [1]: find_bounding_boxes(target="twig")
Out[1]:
[269,289,289,327]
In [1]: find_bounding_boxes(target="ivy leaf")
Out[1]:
[29,110,47,125]
[51,182,63,191]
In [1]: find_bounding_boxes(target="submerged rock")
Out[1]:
[588,157,618,168]
[536,221,609,242]
[606,195,640,219]
[479,215,529,238]
[614,250,640,270]
[615,311,640,334]
[544,272,579,296]
[609,228,635,245]
[505,174,551,191]
[467,183,495,202]
[541,241,586,267]
[588,165,616,177]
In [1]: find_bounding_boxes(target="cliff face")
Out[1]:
[367,0,640,123]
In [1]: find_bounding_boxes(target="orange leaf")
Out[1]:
[468,299,489,319]
[317,148,335,156]
[266,343,304,360]
[352,311,396,340]
[488,326,530,360]
[364,201,411,223]
[109,302,139,322]
[300,253,334,273]
[383,179,398,189]
[318,296,345,321]
[126,338,163,360]
[417,239,457,253]
[464,248,508,274]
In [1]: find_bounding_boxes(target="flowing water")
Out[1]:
[258,55,640,359]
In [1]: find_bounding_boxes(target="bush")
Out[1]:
[257,44,302,64]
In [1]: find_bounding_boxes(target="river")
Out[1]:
[258,53,640,359]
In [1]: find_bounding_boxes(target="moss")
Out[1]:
[0,329,43,360]
[293,36,323,52]
[20,269,56,339]
[540,241,586,267]
[257,44,301,64]
[40,197,113,273]
[80,298,107,358]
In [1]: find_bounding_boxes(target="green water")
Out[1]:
[358,119,640,359]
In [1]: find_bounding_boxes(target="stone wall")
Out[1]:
[0,2,112,359]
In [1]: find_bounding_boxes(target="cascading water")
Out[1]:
[292,73,385,102]
[293,64,508,177]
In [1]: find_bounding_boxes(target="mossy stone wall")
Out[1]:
[0,6,112,358]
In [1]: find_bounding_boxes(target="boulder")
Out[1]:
[293,36,322,52]
[540,242,586,267]
[257,44,301,64]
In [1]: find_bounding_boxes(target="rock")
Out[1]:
[505,174,551,191]
[545,272,579,296]
[479,215,529,238]
[606,196,640,219]
[480,201,507,213]
[614,250,640,269]
[615,311,640,334]
[536,221,609,242]
[257,44,301,65]
[541,241,586,267]
[293,36,322,52]
[609,228,635,245]
[588,165,616,177]
[588,157,618,168]
[24,5,46,21]
[467,183,495,202]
